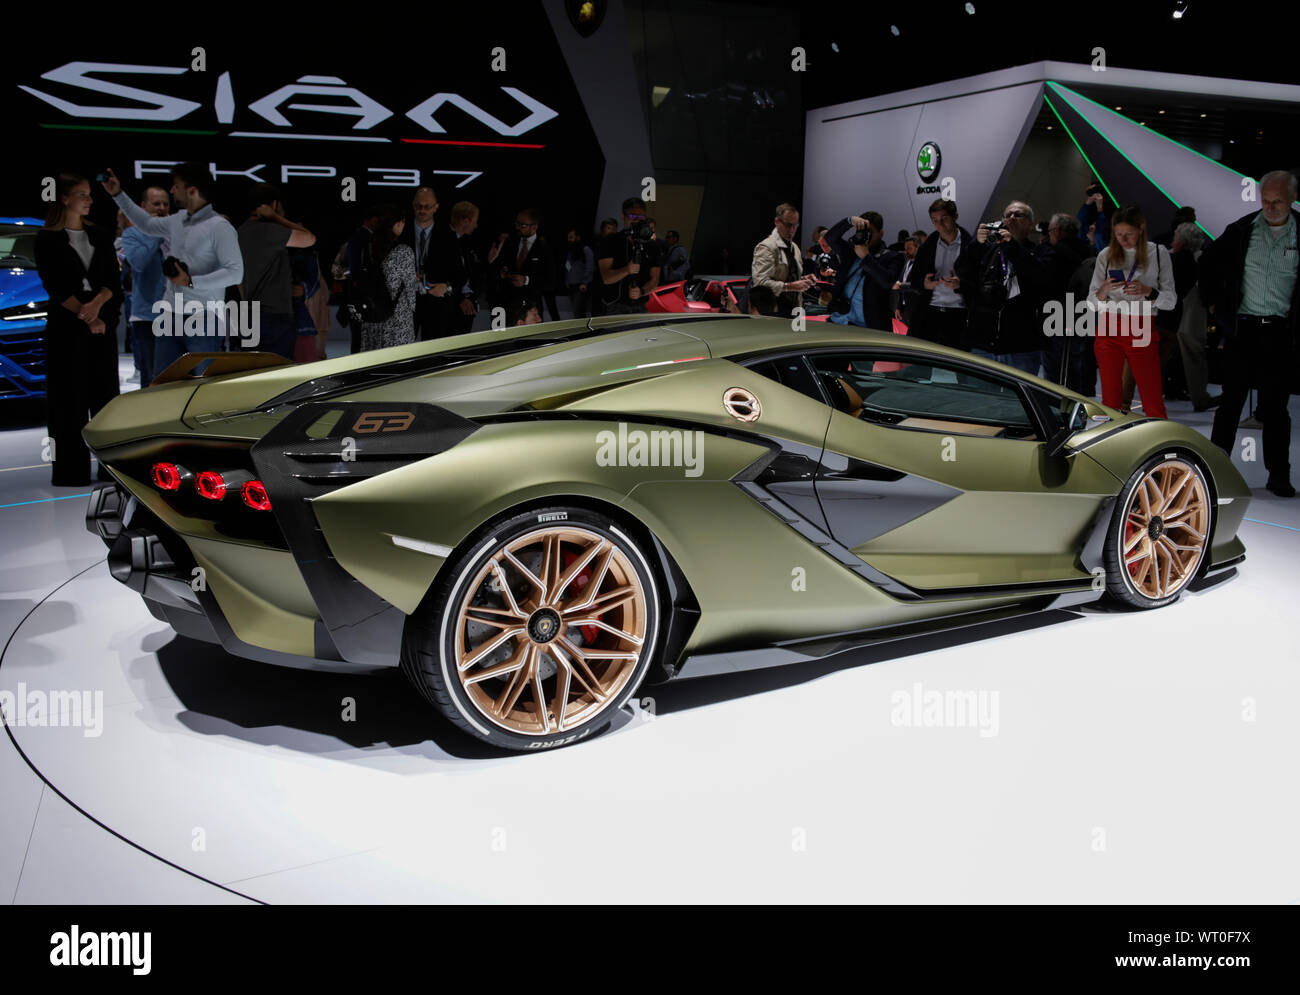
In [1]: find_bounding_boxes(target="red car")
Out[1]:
[646,274,837,320]
[645,275,751,314]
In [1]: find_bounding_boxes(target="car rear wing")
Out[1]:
[150,352,293,386]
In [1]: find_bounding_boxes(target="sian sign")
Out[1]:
[19,62,559,143]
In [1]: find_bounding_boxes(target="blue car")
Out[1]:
[0,216,49,400]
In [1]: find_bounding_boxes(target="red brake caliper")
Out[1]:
[562,550,600,644]
[1126,517,1139,577]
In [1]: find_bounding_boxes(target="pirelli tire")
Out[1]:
[1103,453,1213,610]
[401,506,662,752]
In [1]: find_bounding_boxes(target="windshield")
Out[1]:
[0,225,38,268]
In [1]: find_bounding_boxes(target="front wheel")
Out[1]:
[401,507,661,751]
[1103,454,1212,609]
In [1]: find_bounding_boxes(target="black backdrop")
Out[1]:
[2,10,604,269]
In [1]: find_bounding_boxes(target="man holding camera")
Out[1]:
[957,200,1048,375]
[595,197,661,316]
[103,163,243,365]
[822,210,903,330]
[1078,183,1111,254]
[752,203,815,318]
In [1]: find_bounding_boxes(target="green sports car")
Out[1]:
[83,314,1249,751]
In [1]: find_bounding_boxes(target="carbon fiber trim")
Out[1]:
[675,596,1065,680]
[249,401,479,666]
[814,451,960,548]
[1065,417,1154,454]
[734,479,922,599]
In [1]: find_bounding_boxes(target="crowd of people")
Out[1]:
[30,161,1299,497]
[33,164,698,484]
[748,171,1298,496]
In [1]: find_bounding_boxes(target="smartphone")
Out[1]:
[1108,269,1126,283]
[95,171,110,182]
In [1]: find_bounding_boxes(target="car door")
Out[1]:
[802,349,1120,593]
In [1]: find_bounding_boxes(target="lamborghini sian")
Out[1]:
[82,313,1249,750]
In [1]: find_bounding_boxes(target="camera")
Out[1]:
[809,250,835,276]
[161,256,189,279]
[621,219,654,242]
[620,219,655,264]
[981,220,1005,237]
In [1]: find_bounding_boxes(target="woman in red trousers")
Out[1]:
[1088,204,1175,418]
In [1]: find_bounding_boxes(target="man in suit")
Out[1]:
[447,201,482,335]
[907,198,974,349]
[494,207,556,321]
[400,186,458,341]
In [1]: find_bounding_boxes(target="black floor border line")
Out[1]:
[0,559,266,906]
[2,481,1289,906]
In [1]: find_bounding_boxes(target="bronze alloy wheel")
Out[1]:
[1119,459,1210,601]
[451,526,650,736]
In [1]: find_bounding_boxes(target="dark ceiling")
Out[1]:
[799,0,1298,105]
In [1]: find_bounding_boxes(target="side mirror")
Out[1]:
[1045,400,1087,457]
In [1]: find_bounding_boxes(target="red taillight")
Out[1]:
[151,462,182,491]
[195,471,227,500]
[241,480,272,511]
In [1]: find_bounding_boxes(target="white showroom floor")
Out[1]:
[1,343,1297,903]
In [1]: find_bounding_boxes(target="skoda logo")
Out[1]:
[917,142,941,182]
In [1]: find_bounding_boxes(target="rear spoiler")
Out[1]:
[150,351,292,386]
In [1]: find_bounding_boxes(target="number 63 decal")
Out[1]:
[351,411,415,433]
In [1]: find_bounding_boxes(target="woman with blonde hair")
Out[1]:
[34,173,121,485]
[1088,204,1175,417]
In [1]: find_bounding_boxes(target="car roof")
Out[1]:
[647,313,1080,396]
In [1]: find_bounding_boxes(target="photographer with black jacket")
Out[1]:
[956,200,1049,375]
[823,211,903,330]
[595,197,661,316]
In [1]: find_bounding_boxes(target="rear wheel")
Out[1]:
[1103,455,1211,609]
[401,507,660,751]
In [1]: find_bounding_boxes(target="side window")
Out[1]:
[1026,386,1074,437]
[808,353,1039,439]
[747,356,826,403]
